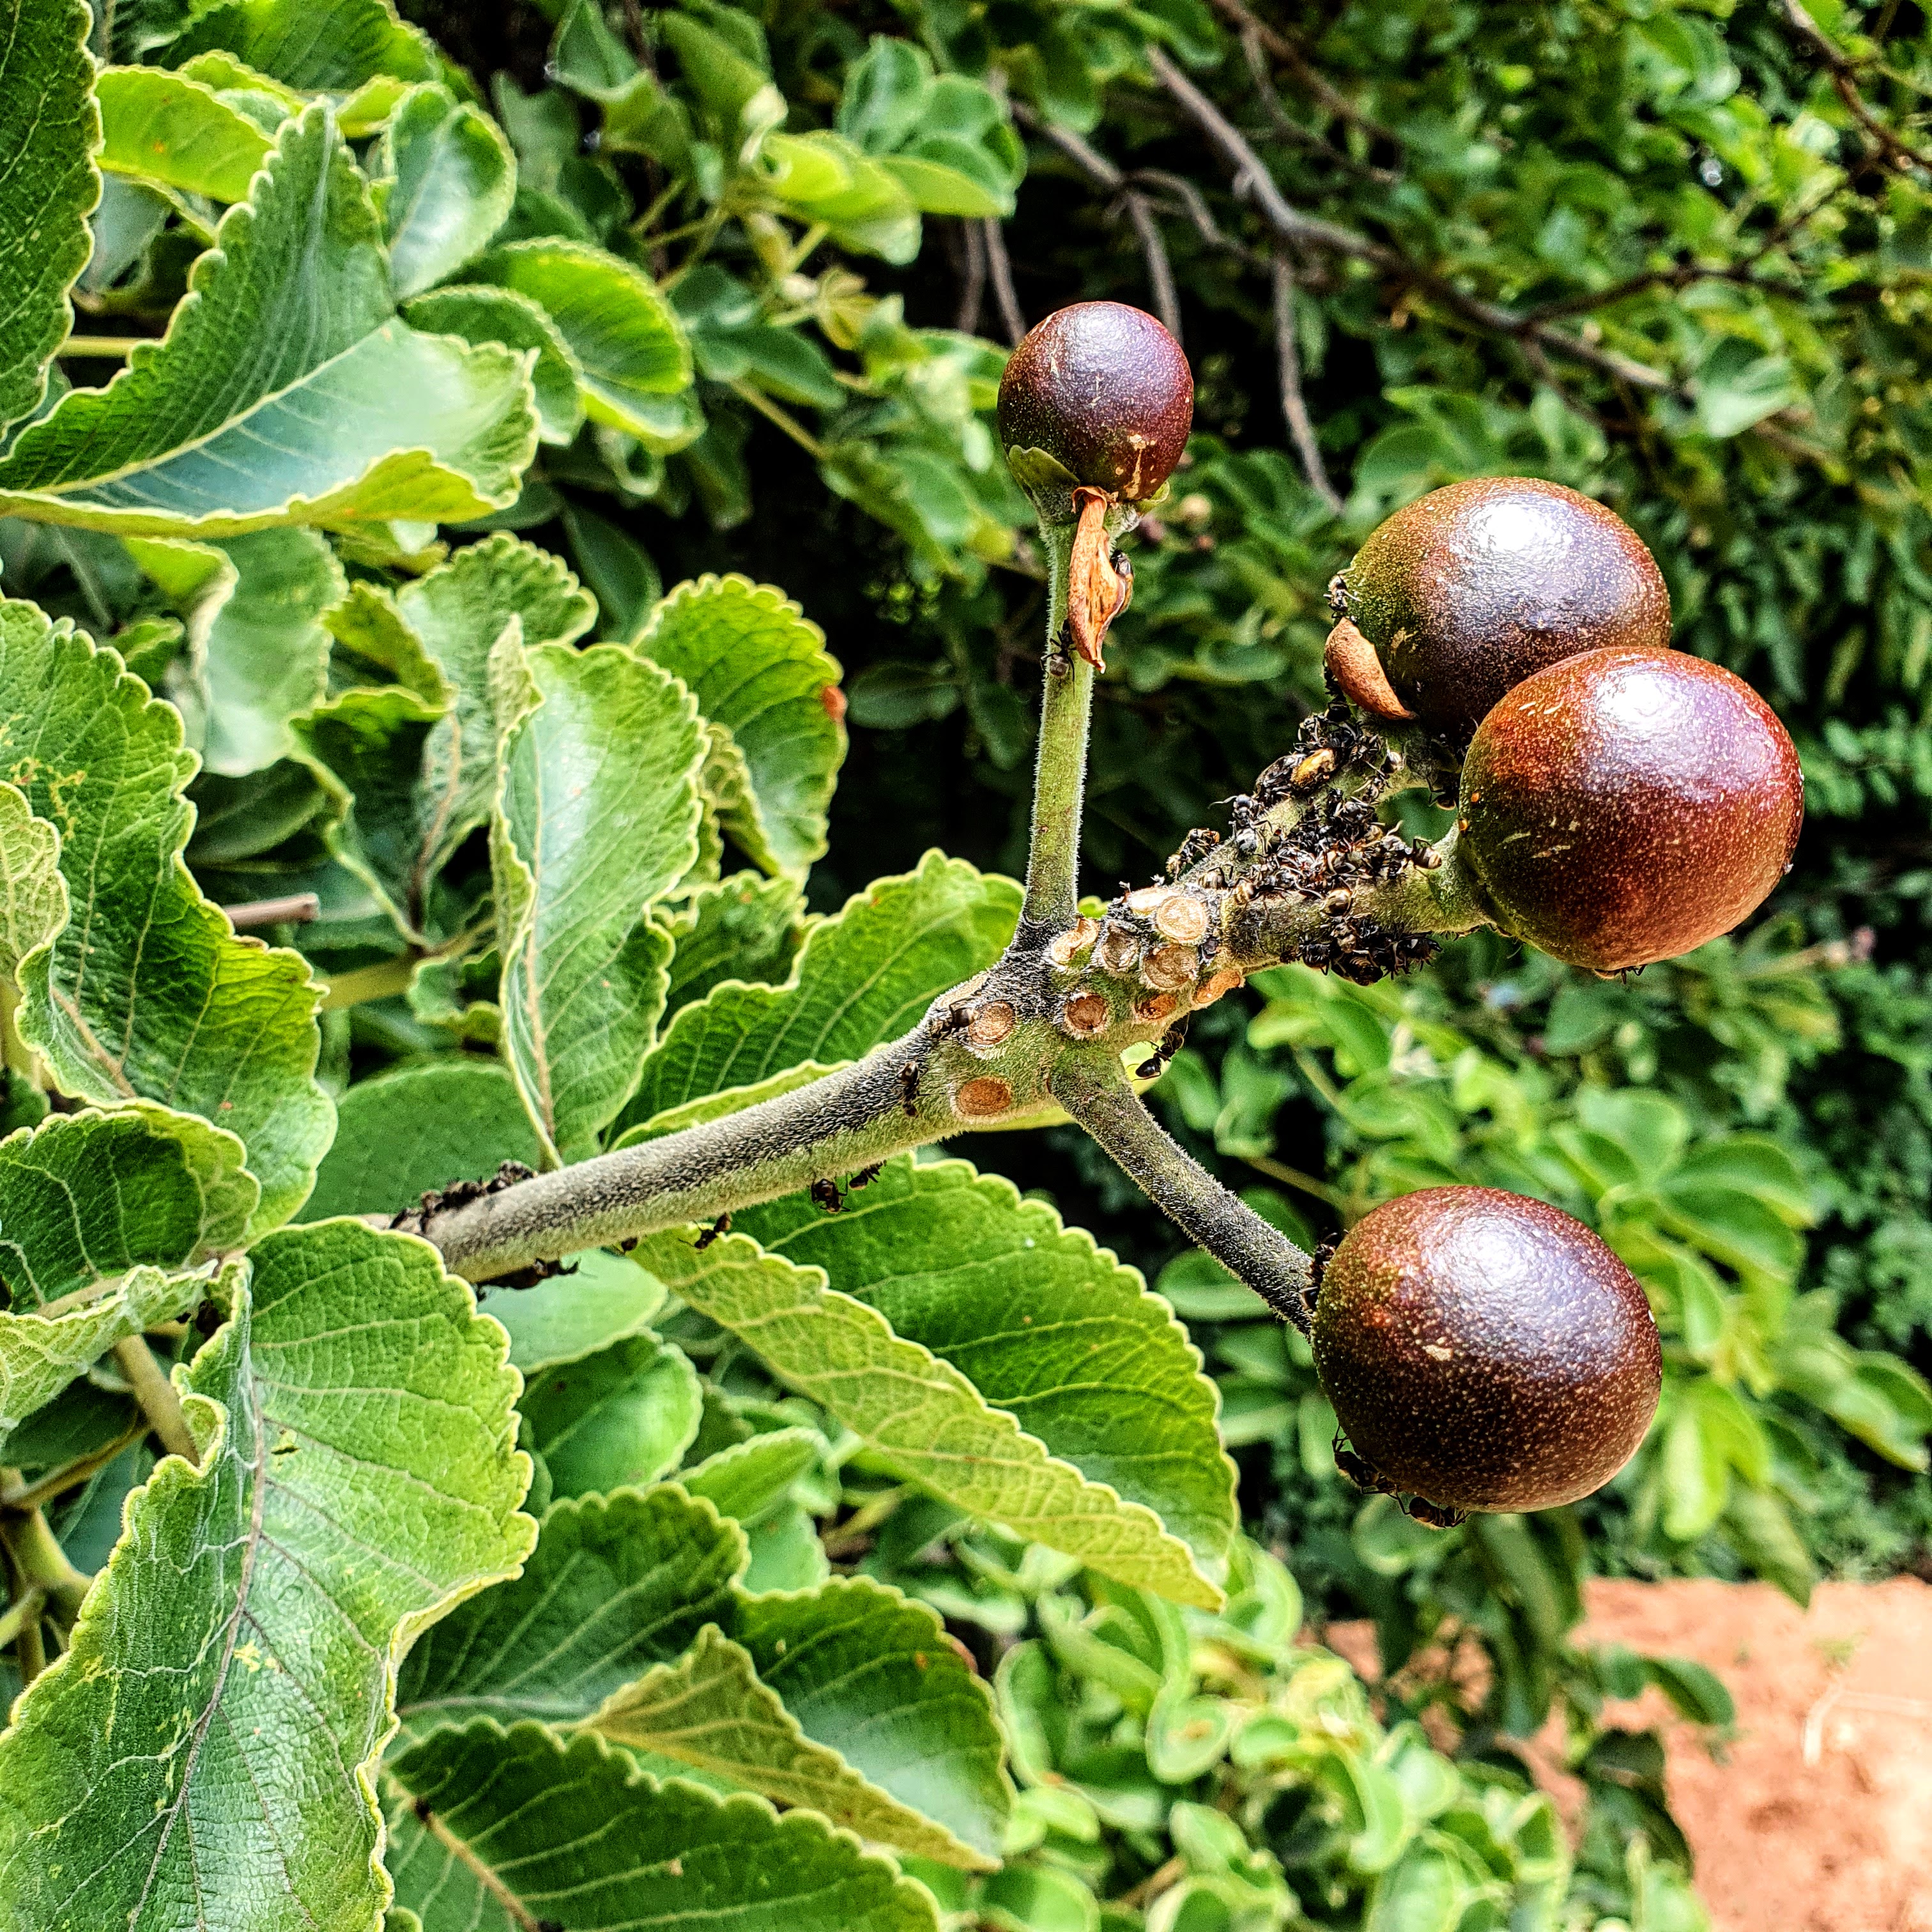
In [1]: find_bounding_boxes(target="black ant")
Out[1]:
[1134,1015,1191,1080]
[691,1213,731,1251]
[1331,1432,1468,1529]
[849,1162,884,1190]
[809,1177,846,1214]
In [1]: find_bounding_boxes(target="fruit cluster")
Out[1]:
[1000,303,1807,1521]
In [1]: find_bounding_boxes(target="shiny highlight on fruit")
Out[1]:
[1332,477,1673,732]
[1459,647,1804,972]
[1312,1187,1662,1514]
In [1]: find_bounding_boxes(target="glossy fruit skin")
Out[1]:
[1460,646,1804,972]
[997,302,1193,503]
[1312,1187,1661,1514]
[1335,477,1672,732]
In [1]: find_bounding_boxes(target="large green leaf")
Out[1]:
[588,1621,998,1869]
[734,1158,1236,1566]
[493,640,705,1162]
[0,599,332,1230]
[618,848,1018,1133]
[165,0,440,94]
[404,282,583,444]
[0,1105,253,1307]
[0,1220,533,1931]
[641,1226,1222,1607]
[0,106,536,536]
[0,0,98,434]
[137,526,346,775]
[471,238,699,452]
[301,1058,542,1219]
[395,1483,747,1742]
[634,574,847,878]
[731,1575,1011,1863]
[383,1722,940,1932]
[376,84,518,299]
[96,65,273,203]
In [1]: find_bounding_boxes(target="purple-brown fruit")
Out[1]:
[997,302,1193,503]
[1460,647,1804,972]
[1312,1187,1661,1514]
[1333,477,1673,732]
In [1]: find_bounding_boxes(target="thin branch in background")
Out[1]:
[1780,0,1932,176]
[1270,255,1342,514]
[1238,23,1399,186]
[954,217,986,335]
[983,218,1027,346]
[1131,167,1268,268]
[1203,0,1402,150]
[221,893,320,930]
[1148,47,1680,396]
[1123,196,1183,342]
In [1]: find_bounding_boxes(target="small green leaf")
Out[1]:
[0,599,332,1230]
[493,640,705,1160]
[640,1225,1222,1607]
[518,1331,703,1498]
[471,238,697,449]
[619,849,1018,1133]
[96,65,273,203]
[384,1722,940,1932]
[395,1483,746,1741]
[487,1248,666,1372]
[681,1425,817,1524]
[404,283,585,444]
[634,574,847,878]
[0,107,536,537]
[376,84,518,298]
[0,1222,533,1931]
[0,0,98,434]
[665,870,806,1013]
[165,0,440,95]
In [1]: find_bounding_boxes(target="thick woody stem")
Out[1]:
[1052,1048,1314,1329]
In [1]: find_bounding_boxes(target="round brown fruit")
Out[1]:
[1459,646,1803,972]
[1333,477,1672,732]
[997,302,1193,503]
[1312,1187,1660,1514]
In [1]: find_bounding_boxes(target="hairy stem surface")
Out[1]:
[1023,519,1089,930]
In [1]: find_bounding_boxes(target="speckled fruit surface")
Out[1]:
[1335,477,1673,732]
[1460,646,1804,972]
[997,302,1193,502]
[1312,1187,1661,1514]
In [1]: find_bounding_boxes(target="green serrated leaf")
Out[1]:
[395,1482,746,1743]
[0,778,66,979]
[165,0,440,94]
[519,1330,704,1498]
[634,574,847,878]
[376,84,518,299]
[682,1425,817,1524]
[470,237,698,449]
[589,1619,1000,1869]
[0,1262,204,1455]
[300,1059,542,1220]
[487,1248,666,1372]
[0,1103,254,1307]
[617,848,1017,1134]
[0,598,332,1230]
[665,870,806,1014]
[732,1575,1012,1864]
[96,65,273,203]
[0,107,536,536]
[493,638,705,1162]
[384,1721,940,1932]
[404,282,585,444]
[0,0,99,434]
[0,1220,533,1930]
[640,1225,1222,1607]
[734,1157,1236,1567]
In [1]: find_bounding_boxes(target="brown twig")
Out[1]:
[1203,0,1400,148]
[1238,24,1399,185]
[954,218,986,335]
[1781,0,1932,176]
[221,893,321,930]
[983,218,1027,346]
[1270,256,1342,513]
[1148,47,1678,395]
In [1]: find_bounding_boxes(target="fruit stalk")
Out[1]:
[1022,515,1095,932]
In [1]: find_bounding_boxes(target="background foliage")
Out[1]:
[4,0,1932,1926]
